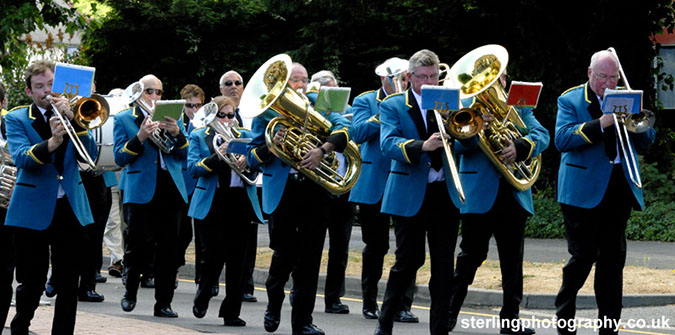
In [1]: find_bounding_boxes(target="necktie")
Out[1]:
[44,106,54,122]
[426,110,443,171]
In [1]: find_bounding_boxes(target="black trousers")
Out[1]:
[241,222,258,295]
[178,193,193,270]
[449,179,528,323]
[193,186,250,319]
[323,192,354,305]
[556,165,634,335]
[358,201,415,312]
[378,182,459,335]
[265,177,329,332]
[124,169,183,307]
[79,172,112,292]
[10,197,85,335]
[0,208,14,331]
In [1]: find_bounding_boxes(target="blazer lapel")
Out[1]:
[586,83,603,119]
[30,104,52,141]
[205,126,216,154]
[405,90,427,140]
[132,105,145,129]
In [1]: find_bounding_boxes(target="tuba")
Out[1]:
[192,102,259,185]
[444,44,541,191]
[239,54,361,195]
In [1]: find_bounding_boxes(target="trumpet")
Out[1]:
[124,82,178,153]
[46,93,108,169]
[193,102,259,185]
[606,47,656,189]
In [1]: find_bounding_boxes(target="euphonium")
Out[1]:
[192,102,259,185]
[239,54,362,195]
[445,44,542,191]
[0,146,17,209]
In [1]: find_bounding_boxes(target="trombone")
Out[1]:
[46,93,109,169]
[606,47,656,189]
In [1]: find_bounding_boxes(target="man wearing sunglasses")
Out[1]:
[113,74,189,318]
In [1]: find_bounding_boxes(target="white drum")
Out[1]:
[90,95,130,172]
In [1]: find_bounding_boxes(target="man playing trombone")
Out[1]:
[4,59,98,334]
[554,49,655,335]
[375,49,463,335]
[113,74,189,318]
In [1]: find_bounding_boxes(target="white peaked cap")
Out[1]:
[375,57,409,77]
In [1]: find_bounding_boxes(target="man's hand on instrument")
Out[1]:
[48,93,74,120]
[500,139,517,163]
[481,113,494,130]
[235,155,248,170]
[422,132,448,152]
[137,115,158,142]
[159,116,180,136]
[300,147,323,170]
[47,116,66,151]
[272,127,286,146]
[599,113,616,129]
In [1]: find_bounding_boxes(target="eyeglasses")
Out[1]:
[218,112,236,119]
[144,88,163,96]
[289,77,309,84]
[592,72,620,82]
[411,72,439,81]
[184,103,202,109]
[222,80,242,87]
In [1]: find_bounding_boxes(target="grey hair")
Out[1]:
[310,70,337,86]
[219,71,243,87]
[408,49,440,74]
[589,50,619,70]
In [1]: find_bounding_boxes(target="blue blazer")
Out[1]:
[181,112,197,196]
[379,89,464,217]
[102,170,118,188]
[113,105,189,205]
[246,107,352,214]
[454,99,550,215]
[348,88,390,205]
[5,104,97,230]
[555,83,655,210]
[187,126,263,221]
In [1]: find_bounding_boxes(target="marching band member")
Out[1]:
[113,74,189,317]
[189,96,261,326]
[305,70,356,315]
[5,59,97,334]
[247,61,350,335]
[178,84,202,284]
[375,49,463,335]
[349,57,419,322]
[554,50,655,335]
[448,68,549,334]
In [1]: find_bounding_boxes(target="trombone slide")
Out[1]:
[46,96,97,169]
[434,110,466,204]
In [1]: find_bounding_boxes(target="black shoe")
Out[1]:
[95,272,107,283]
[211,285,220,297]
[448,315,458,332]
[242,292,257,302]
[78,290,105,302]
[393,310,419,323]
[264,309,280,332]
[45,282,56,298]
[154,305,178,318]
[141,276,155,288]
[121,292,136,312]
[224,317,246,327]
[325,302,350,314]
[293,323,325,335]
[363,307,379,320]
[374,325,392,335]
[192,304,207,319]
[500,327,536,335]
[108,261,123,277]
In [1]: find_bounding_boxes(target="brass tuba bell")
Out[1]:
[239,54,362,195]
[444,44,542,191]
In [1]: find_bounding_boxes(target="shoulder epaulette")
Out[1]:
[356,90,376,98]
[381,92,404,101]
[7,105,29,113]
[306,86,320,94]
[560,84,584,97]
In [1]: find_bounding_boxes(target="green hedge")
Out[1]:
[525,160,675,242]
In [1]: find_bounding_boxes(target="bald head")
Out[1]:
[587,50,621,98]
[139,74,163,107]
[219,70,244,105]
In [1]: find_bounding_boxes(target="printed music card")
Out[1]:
[421,85,460,111]
[315,87,351,114]
[226,138,251,155]
[152,100,185,122]
[53,63,96,98]
[602,89,643,114]
[506,81,543,108]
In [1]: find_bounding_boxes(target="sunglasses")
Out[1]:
[222,80,242,87]
[217,112,236,119]
[184,102,202,108]
[144,88,163,96]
